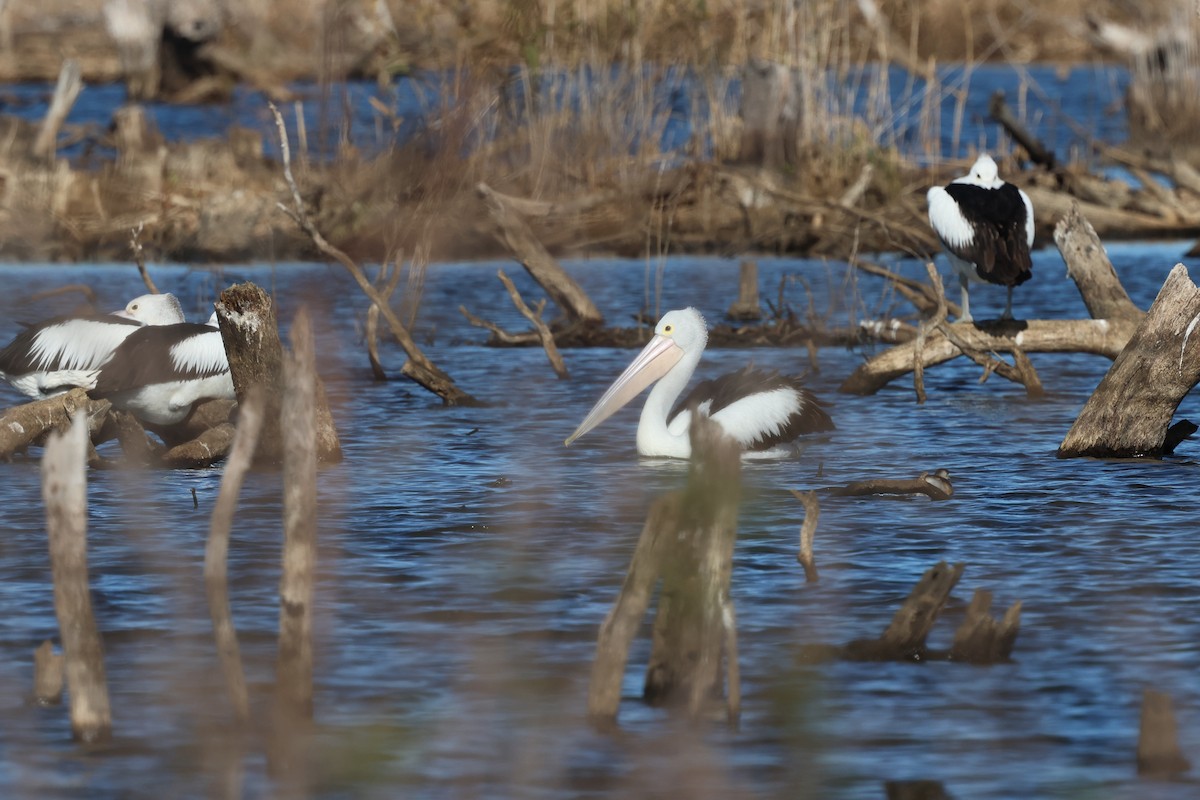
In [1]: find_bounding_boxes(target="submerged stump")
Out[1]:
[589,415,742,722]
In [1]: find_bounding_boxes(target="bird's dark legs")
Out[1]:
[1001,286,1015,320]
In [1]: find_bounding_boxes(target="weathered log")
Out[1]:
[215,284,341,465]
[1059,264,1200,458]
[840,320,1133,394]
[477,182,604,326]
[205,388,264,723]
[826,469,954,501]
[110,410,163,465]
[1137,689,1191,777]
[160,422,235,468]
[948,589,1021,663]
[1052,203,1143,323]
[727,260,763,321]
[42,412,111,742]
[33,639,64,704]
[0,389,110,460]
[844,561,964,661]
[588,415,741,722]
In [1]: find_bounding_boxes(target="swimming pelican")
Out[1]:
[91,318,233,426]
[927,154,1034,322]
[0,292,185,400]
[564,307,833,458]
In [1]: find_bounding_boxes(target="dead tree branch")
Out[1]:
[497,269,569,379]
[790,489,820,583]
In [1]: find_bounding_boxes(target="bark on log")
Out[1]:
[1053,204,1144,323]
[161,422,235,468]
[477,182,604,326]
[1059,264,1200,458]
[215,284,341,465]
[42,412,111,742]
[588,415,742,723]
[0,389,110,460]
[1137,689,1191,777]
[205,388,264,723]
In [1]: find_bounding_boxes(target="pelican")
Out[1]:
[564,307,833,459]
[927,154,1034,322]
[91,318,233,426]
[0,292,185,400]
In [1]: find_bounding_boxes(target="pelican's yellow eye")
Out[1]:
[664,324,673,334]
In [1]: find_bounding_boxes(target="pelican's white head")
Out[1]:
[564,307,708,447]
[114,293,185,325]
[965,154,1001,188]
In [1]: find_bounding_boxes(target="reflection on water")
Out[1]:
[0,244,1199,798]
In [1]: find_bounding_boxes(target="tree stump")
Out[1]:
[588,414,742,722]
[215,284,342,465]
[1058,264,1200,458]
[727,260,763,321]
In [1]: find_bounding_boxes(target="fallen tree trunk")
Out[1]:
[0,389,110,459]
[1058,263,1200,458]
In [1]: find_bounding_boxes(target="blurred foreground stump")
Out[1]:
[589,415,742,723]
[42,412,111,742]
[1059,263,1200,458]
[215,283,341,465]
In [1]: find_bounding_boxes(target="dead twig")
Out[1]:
[913,263,947,404]
[130,222,158,294]
[496,269,568,379]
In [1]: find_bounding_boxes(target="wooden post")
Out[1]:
[275,310,319,722]
[1059,264,1200,458]
[727,260,763,321]
[215,283,342,465]
[588,415,742,722]
[205,387,265,722]
[42,412,111,742]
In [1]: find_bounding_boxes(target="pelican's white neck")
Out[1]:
[636,342,703,458]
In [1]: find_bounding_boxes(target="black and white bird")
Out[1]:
[91,316,233,427]
[0,293,185,400]
[927,154,1035,322]
[565,307,833,459]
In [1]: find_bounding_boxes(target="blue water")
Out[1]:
[0,240,1199,798]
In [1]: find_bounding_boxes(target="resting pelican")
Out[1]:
[927,154,1035,322]
[564,307,833,459]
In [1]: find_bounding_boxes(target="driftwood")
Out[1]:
[477,182,604,326]
[589,415,742,722]
[33,639,64,704]
[841,204,1144,395]
[205,388,264,723]
[1137,689,1191,777]
[42,412,112,742]
[268,102,479,407]
[0,389,111,460]
[215,283,341,465]
[826,469,954,501]
[1059,263,1200,458]
[799,562,1020,665]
